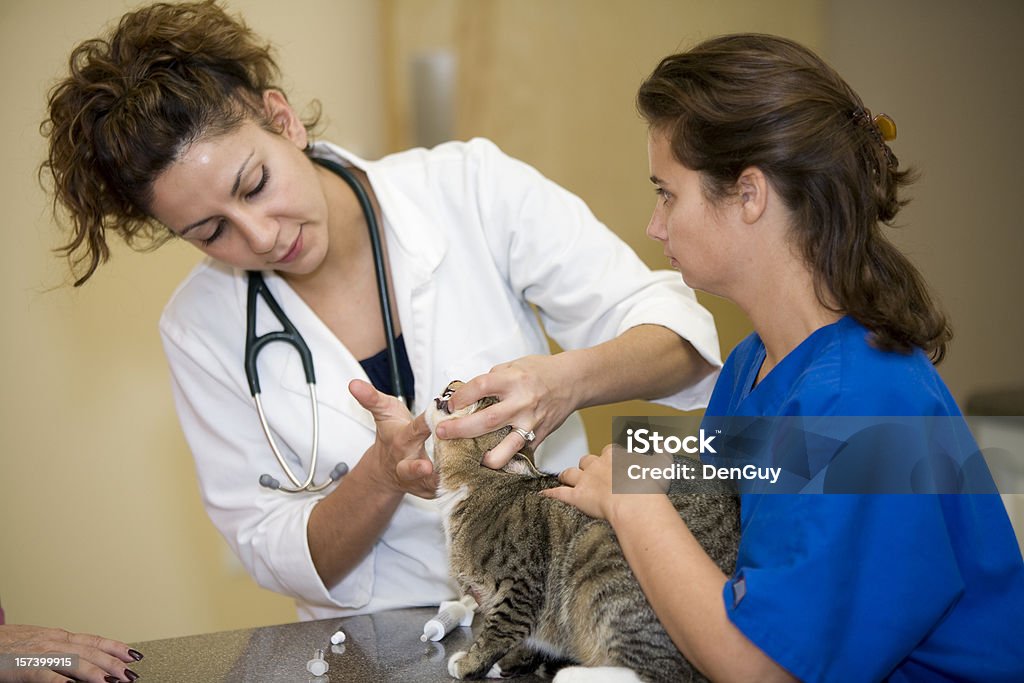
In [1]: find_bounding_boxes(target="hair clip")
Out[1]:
[852,108,897,141]
[852,107,899,170]
[872,113,897,142]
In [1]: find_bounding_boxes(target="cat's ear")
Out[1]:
[502,452,543,478]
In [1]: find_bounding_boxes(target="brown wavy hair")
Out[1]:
[41,0,319,286]
[638,34,951,363]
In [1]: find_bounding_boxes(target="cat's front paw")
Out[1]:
[448,651,469,679]
[447,650,504,679]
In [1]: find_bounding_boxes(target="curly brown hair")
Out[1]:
[637,33,951,363]
[41,0,319,286]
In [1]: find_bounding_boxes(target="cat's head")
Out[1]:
[427,380,540,479]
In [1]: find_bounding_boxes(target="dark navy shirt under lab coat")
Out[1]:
[704,316,1024,682]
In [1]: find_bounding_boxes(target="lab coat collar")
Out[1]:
[310,141,446,286]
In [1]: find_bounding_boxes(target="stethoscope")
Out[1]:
[248,156,407,493]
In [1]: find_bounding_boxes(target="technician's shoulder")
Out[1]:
[832,317,959,416]
[159,259,244,342]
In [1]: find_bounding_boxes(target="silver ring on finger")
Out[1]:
[510,426,536,443]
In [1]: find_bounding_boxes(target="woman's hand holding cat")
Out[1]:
[349,379,436,498]
[434,354,579,469]
[542,444,623,521]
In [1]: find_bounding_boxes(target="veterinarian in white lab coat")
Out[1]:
[159,137,720,619]
[44,2,720,621]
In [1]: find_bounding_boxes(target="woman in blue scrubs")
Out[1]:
[545,34,1024,681]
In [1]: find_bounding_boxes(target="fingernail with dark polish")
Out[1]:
[126,669,140,681]
[105,676,121,683]
[128,649,144,661]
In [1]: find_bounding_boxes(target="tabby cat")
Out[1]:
[426,381,741,682]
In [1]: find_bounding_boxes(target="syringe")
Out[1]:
[420,595,478,642]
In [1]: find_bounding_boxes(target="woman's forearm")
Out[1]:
[559,324,714,410]
[306,451,405,588]
[609,495,796,683]
[306,381,436,589]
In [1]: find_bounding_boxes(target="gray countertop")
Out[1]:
[129,607,548,682]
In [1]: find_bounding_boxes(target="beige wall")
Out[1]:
[823,0,1024,405]
[2,0,1018,645]
[0,0,384,642]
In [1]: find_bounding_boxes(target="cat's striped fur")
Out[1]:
[428,381,740,682]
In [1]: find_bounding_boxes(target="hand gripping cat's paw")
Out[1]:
[447,650,505,679]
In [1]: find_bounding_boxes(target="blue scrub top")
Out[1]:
[704,316,1024,682]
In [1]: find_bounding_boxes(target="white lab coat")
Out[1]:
[159,138,721,620]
